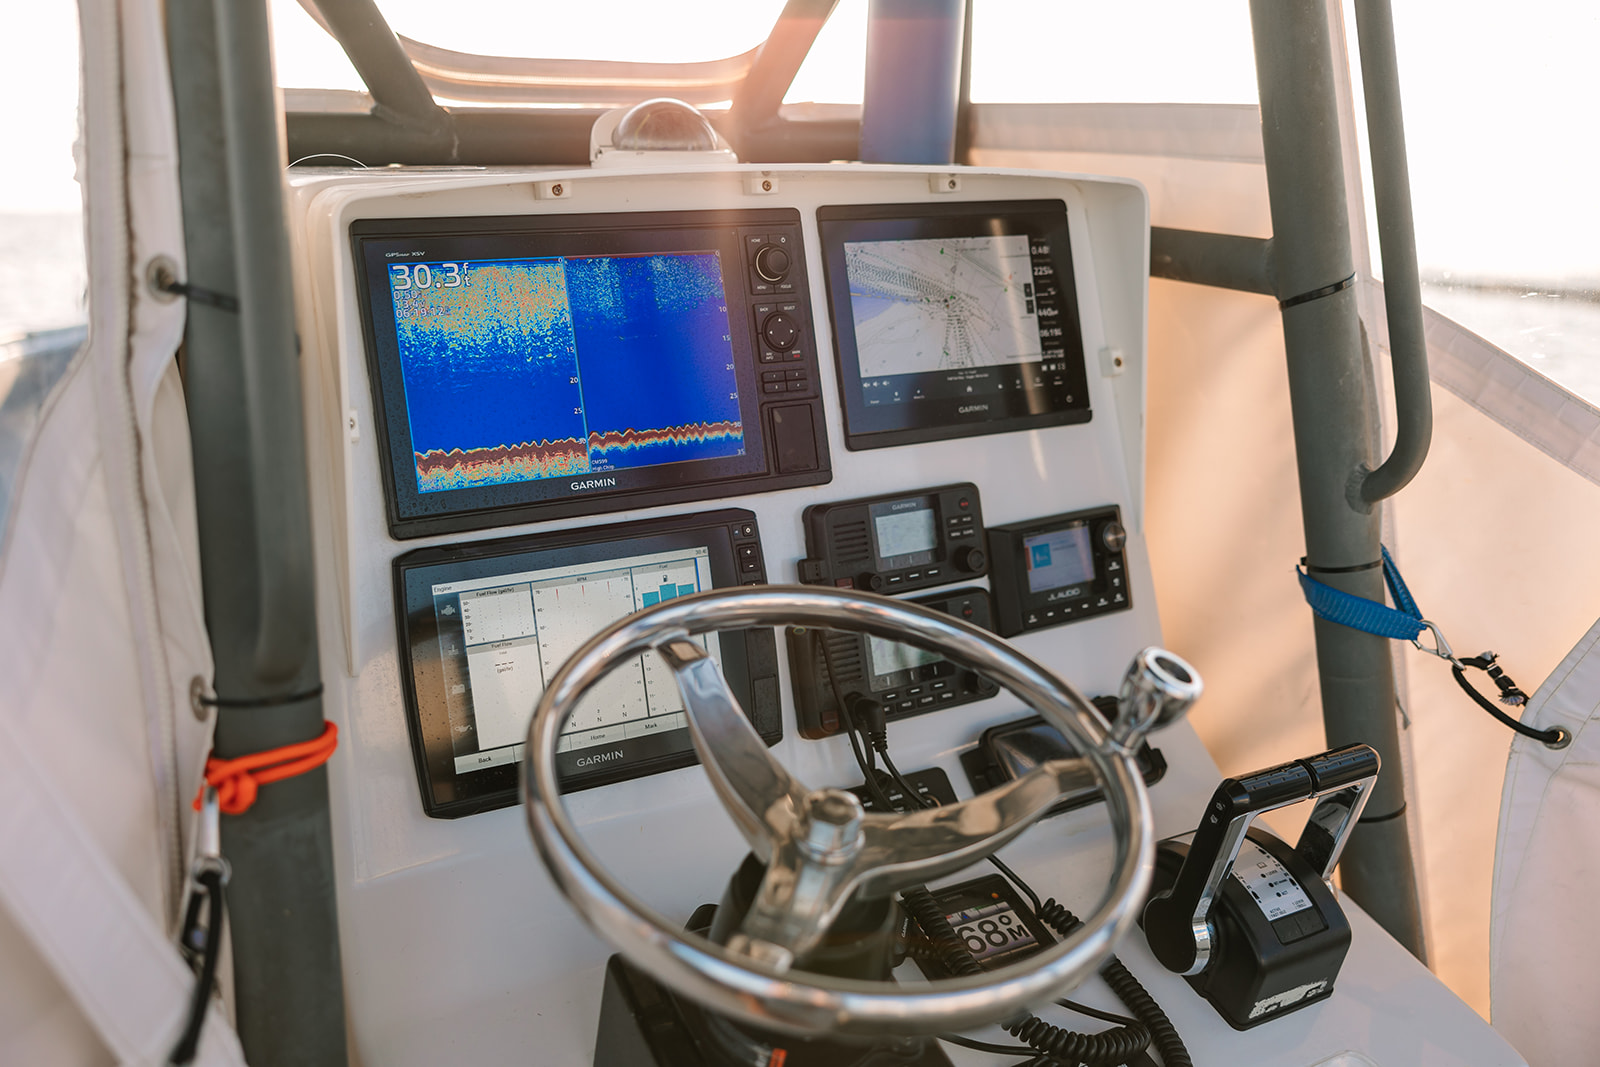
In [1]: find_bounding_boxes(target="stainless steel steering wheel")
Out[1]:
[522,585,1199,1037]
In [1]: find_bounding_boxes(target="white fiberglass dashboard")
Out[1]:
[284,163,1521,1067]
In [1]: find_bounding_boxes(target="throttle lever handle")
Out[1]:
[1302,744,1381,794]
[1142,744,1379,976]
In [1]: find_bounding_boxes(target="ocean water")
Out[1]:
[1420,281,1600,407]
[0,213,86,342]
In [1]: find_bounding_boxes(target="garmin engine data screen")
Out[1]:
[395,509,780,817]
[388,253,743,494]
[354,210,830,538]
[817,201,1091,450]
[432,546,717,772]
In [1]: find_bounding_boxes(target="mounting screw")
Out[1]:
[147,255,182,303]
[744,173,779,195]
[551,183,563,196]
[190,676,212,722]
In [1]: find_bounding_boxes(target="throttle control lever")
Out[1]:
[1141,743,1380,1029]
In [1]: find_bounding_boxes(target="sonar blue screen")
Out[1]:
[387,252,744,494]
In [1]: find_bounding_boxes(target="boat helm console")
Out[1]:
[280,157,1522,1066]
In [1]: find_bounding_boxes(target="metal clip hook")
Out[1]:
[191,785,231,887]
[1411,620,1462,668]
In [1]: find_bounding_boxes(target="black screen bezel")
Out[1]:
[988,505,1130,636]
[352,210,826,539]
[816,200,1091,451]
[393,509,779,818]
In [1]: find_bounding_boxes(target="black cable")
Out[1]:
[873,706,1183,1066]
[936,1033,1041,1055]
[879,740,1062,925]
[1032,900,1191,1067]
[169,868,225,1065]
[877,748,924,806]
[1452,656,1566,746]
[1055,997,1140,1027]
[814,630,895,810]
[985,853,1044,913]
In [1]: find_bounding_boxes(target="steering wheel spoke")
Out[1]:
[851,760,1099,897]
[728,840,862,971]
[655,637,811,861]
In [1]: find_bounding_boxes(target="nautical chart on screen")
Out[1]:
[843,234,1043,378]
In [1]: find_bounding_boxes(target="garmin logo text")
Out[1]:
[571,478,618,492]
[576,750,624,767]
[958,404,990,414]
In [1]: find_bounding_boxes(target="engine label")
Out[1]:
[1231,838,1313,919]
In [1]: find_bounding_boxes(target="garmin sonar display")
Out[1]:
[354,209,830,538]
[387,252,745,494]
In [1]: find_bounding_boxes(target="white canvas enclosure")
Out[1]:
[1491,619,1600,1066]
[0,0,242,1061]
[2,0,1597,1064]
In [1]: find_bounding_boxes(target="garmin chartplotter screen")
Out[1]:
[816,200,1091,450]
[354,210,829,537]
[394,509,779,817]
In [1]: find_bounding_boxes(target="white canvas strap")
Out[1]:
[0,709,245,1067]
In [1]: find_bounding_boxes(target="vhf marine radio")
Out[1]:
[787,588,999,738]
[1141,744,1380,1029]
[798,483,987,594]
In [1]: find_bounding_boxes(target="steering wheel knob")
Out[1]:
[1114,647,1203,748]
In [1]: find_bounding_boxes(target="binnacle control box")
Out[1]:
[797,483,987,594]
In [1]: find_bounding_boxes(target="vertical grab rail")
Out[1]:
[1353,0,1432,504]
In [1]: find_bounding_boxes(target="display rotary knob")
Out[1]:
[754,244,791,282]
[953,545,986,573]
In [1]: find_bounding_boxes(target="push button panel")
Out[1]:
[738,222,822,447]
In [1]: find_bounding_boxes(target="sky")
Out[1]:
[4,0,1596,284]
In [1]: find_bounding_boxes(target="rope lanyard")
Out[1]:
[170,721,338,1063]
[190,721,339,815]
[1298,547,1569,749]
